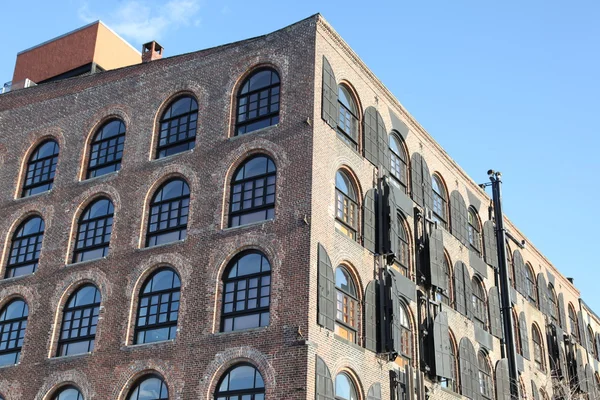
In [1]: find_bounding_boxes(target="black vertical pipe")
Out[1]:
[490,174,520,398]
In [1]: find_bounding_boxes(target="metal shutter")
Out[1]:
[482,221,498,268]
[315,355,334,400]
[377,111,390,173]
[519,312,530,360]
[576,348,586,393]
[422,159,433,212]
[495,359,511,400]
[428,227,447,293]
[531,381,539,400]
[405,365,415,400]
[364,189,377,254]
[433,311,453,379]
[367,383,381,400]
[410,153,424,207]
[390,270,403,356]
[558,293,567,330]
[317,244,335,331]
[363,107,379,167]
[536,274,548,316]
[321,56,338,129]
[364,280,378,352]
[454,261,472,318]
[596,333,600,361]
[386,185,400,261]
[450,191,468,246]
[578,311,588,351]
[513,250,525,295]
[459,337,478,400]
[586,364,595,397]
[558,338,568,380]
[488,287,503,339]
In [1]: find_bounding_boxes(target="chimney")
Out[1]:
[142,41,163,63]
[567,277,574,284]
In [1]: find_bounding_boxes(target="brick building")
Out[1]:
[0,13,598,400]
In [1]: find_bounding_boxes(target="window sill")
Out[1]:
[0,362,19,370]
[222,218,274,232]
[1,272,35,283]
[66,256,107,268]
[123,339,175,350]
[14,188,52,202]
[228,124,278,141]
[50,352,92,362]
[213,326,269,336]
[137,239,186,252]
[151,148,194,163]
[79,170,119,183]
[333,333,364,352]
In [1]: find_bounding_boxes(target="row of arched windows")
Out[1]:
[14,68,280,199]
[4,155,277,278]
[1,363,265,400]
[0,251,271,367]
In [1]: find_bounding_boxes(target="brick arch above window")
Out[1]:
[34,369,94,400]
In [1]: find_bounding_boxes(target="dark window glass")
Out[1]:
[432,175,447,227]
[513,312,522,355]
[478,352,493,399]
[22,140,59,197]
[135,269,181,344]
[57,285,101,356]
[398,303,412,367]
[5,216,44,278]
[334,266,358,343]
[53,386,84,400]
[441,333,458,392]
[532,325,545,371]
[229,156,276,227]
[236,69,280,136]
[335,373,358,400]
[335,171,358,240]
[525,265,537,305]
[436,257,451,306]
[216,364,265,400]
[389,134,408,193]
[146,179,190,247]
[337,86,358,149]
[157,96,198,158]
[396,216,410,277]
[467,208,482,255]
[569,305,579,342]
[221,252,271,332]
[127,375,169,400]
[87,119,126,178]
[548,284,559,326]
[0,299,28,366]
[73,198,114,263]
[589,326,597,359]
[472,278,488,331]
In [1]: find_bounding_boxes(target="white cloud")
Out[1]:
[78,0,202,44]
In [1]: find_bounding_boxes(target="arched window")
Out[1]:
[432,174,447,227]
[221,252,271,332]
[568,304,579,342]
[5,216,44,278]
[588,325,597,359]
[135,268,181,344]
[472,277,488,331]
[22,139,59,197]
[396,215,410,277]
[397,302,412,368]
[146,179,190,247]
[229,155,276,227]
[532,324,545,371]
[525,264,537,305]
[0,299,28,366]
[547,284,559,326]
[57,285,100,357]
[467,207,482,255]
[52,386,84,400]
[127,375,168,400]
[215,364,265,400]
[389,134,408,193]
[513,311,522,355]
[334,266,358,343]
[73,198,114,263]
[441,331,459,392]
[337,85,359,149]
[477,351,493,399]
[335,373,358,400]
[437,254,452,306]
[87,119,126,178]
[235,68,280,136]
[335,170,358,240]
[156,95,198,158]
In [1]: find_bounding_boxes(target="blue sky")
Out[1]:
[1,1,598,310]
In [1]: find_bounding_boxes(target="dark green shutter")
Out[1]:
[377,112,389,173]
[315,355,334,400]
[364,189,377,254]
[321,57,338,129]
[422,159,433,211]
[557,293,566,330]
[450,191,468,246]
[596,333,600,361]
[586,364,595,397]
[459,338,477,400]
[387,185,400,261]
[513,250,525,295]
[365,280,378,352]
[454,261,471,318]
[428,227,447,292]
[558,338,568,379]
[519,312,530,360]
[531,381,539,400]
[317,244,335,331]
[488,287,502,339]
[576,348,586,393]
[410,153,432,209]
[363,107,379,166]
[405,365,415,400]
[495,359,511,400]
[391,273,402,355]
[433,311,453,379]
[482,221,498,268]
[367,383,381,400]
[578,311,588,352]
[536,274,548,316]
